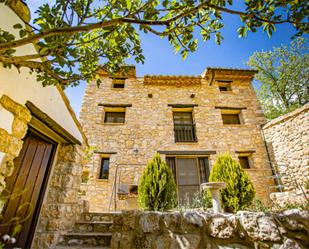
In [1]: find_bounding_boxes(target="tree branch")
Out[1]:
[1,1,301,53]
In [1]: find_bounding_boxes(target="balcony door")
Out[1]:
[176,158,200,204]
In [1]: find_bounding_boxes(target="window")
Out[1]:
[173,111,197,142]
[165,156,210,204]
[99,158,110,179]
[238,156,250,169]
[219,86,228,92]
[104,111,125,123]
[218,80,232,92]
[112,78,125,88]
[222,114,241,124]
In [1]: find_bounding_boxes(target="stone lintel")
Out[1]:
[168,104,198,108]
[26,101,81,145]
[235,150,256,154]
[94,151,117,154]
[98,103,132,107]
[215,106,247,110]
[158,150,216,155]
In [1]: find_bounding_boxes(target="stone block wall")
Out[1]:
[263,104,309,191]
[0,94,31,211]
[80,69,274,211]
[32,144,86,249]
[110,209,309,249]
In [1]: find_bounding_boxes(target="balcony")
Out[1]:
[174,124,197,142]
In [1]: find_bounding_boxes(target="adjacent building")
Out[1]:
[0,2,86,248]
[80,65,274,211]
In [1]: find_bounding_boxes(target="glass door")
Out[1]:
[176,158,200,204]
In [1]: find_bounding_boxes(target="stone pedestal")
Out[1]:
[201,182,226,213]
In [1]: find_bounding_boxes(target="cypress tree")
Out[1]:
[209,153,255,212]
[138,153,177,211]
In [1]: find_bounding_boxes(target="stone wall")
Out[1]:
[263,104,309,191]
[0,94,31,211]
[32,144,86,249]
[80,68,274,211]
[110,209,309,249]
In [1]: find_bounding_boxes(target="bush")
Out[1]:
[177,190,212,211]
[209,153,255,212]
[138,153,177,211]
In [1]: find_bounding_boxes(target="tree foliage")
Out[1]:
[0,0,308,87]
[138,153,177,211]
[209,153,255,213]
[247,38,309,120]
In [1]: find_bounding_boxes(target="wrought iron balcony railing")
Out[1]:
[174,124,197,142]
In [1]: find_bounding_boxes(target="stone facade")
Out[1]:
[110,209,309,249]
[263,104,309,191]
[0,94,31,211]
[80,67,274,211]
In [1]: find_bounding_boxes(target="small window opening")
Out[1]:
[222,113,241,124]
[112,78,125,88]
[104,111,125,123]
[238,156,250,169]
[99,158,110,179]
[218,81,232,92]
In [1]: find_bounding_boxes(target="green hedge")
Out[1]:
[209,153,255,212]
[138,153,177,211]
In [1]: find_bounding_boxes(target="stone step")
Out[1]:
[63,232,112,247]
[82,211,121,222]
[54,246,110,249]
[74,221,113,233]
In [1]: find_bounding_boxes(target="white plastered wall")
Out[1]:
[0,3,83,143]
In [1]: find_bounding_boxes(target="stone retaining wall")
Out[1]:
[110,209,309,249]
[263,104,309,191]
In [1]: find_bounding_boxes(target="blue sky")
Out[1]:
[26,0,302,117]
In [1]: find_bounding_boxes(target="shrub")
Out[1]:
[209,153,255,212]
[138,153,177,211]
[177,190,212,211]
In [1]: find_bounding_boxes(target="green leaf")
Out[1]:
[125,0,132,10]
[19,29,27,38]
[13,23,23,29]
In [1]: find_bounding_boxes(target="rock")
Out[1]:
[170,234,201,249]
[139,212,161,233]
[155,233,172,249]
[67,239,83,246]
[237,211,282,242]
[206,214,237,239]
[182,211,204,228]
[278,238,302,249]
[162,212,180,231]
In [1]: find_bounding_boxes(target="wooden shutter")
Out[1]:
[165,157,176,184]
[198,157,210,183]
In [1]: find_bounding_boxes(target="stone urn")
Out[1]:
[201,182,226,213]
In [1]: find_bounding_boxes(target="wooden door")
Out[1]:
[0,129,56,249]
[176,158,200,204]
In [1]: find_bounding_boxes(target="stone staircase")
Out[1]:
[54,211,121,249]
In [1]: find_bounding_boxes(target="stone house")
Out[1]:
[80,65,275,212]
[0,2,87,248]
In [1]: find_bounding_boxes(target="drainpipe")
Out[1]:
[259,124,282,192]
